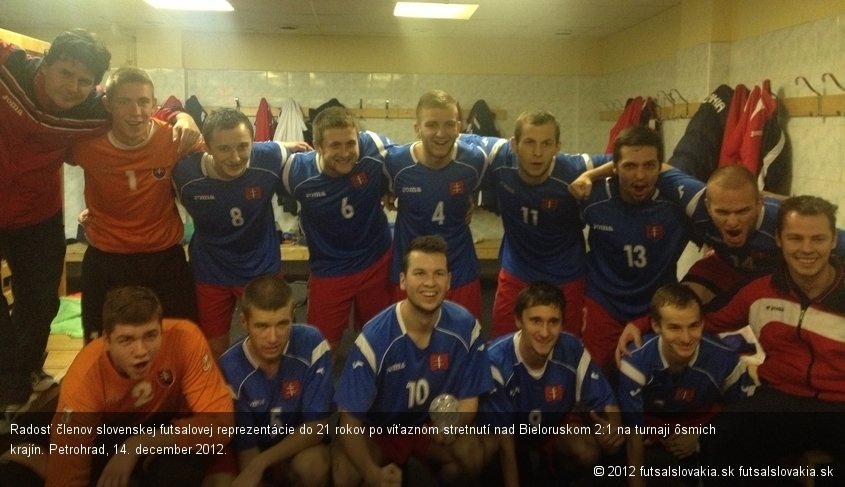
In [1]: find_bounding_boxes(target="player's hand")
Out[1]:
[569,174,594,200]
[589,410,624,453]
[172,112,203,155]
[96,448,140,487]
[78,208,90,226]
[382,192,397,211]
[662,433,699,459]
[615,322,644,367]
[365,463,402,487]
[284,141,313,153]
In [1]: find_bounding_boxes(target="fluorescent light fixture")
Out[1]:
[144,0,234,11]
[394,2,479,20]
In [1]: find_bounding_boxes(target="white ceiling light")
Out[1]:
[144,0,234,11]
[394,2,479,20]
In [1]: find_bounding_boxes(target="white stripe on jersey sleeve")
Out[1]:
[311,339,331,365]
[354,333,378,372]
[618,359,647,387]
[574,349,592,403]
[490,365,504,386]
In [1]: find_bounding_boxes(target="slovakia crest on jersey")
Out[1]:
[282,380,301,400]
[645,224,665,241]
[448,180,465,196]
[540,198,559,211]
[157,369,174,387]
[674,387,695,402]
[350,172,369,189]
[152,167,167,180]
[544,385,563,403]
[244,186,263,200]
[429,353,450,372]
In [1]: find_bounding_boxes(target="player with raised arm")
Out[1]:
[579,126,690,368]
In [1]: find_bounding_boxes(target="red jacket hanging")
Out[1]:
[254,97,275,141]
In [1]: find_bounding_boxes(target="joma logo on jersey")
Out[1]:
[306,191,327,198]
[544,385,563,403]
[282,380,301,400]
[386,362,406,374]
[2,94,23,117]
[244,186,262,200]
[540,198,559,211]
[645,224,665,240]
[429,353,449,372]
[350,172,369,189]
[152,167,167,180]
[193,195,216,201]
[448,181,465,196]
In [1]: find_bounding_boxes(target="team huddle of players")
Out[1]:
[2,29,845,487]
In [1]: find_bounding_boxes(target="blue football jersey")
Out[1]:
[478,331,616,431]
[333,301,493,426]
[658,168,845,272]
[281,131,393,277]
[618,333,754,428]
[384,141,490,287]
[581,178,690,320]
[218,324,333,451]
[464,134,611,283]
[173,142,287,286]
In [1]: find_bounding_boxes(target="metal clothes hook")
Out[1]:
[822,73,845,93]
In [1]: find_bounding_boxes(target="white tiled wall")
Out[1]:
[131,13,845,244]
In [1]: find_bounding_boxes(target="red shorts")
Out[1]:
[581,296,625,369]
[308,249,392,344]
[195,282,246,339]
[490,269,585,339]
[682,252,745,296]
[373,433,432,465]
[392,278,482,320]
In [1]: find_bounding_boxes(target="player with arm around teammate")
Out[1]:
[280,107,394,350]
[578,126,690,369]
[383,90,490,319]
[618,284,754,487]
[173,108,309,358]
[332,235,493,487]
[71,67,205,342]
[217,275,332,487]
[478,282,624,487]
[0,32,198,409]
[461,109,612,337]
